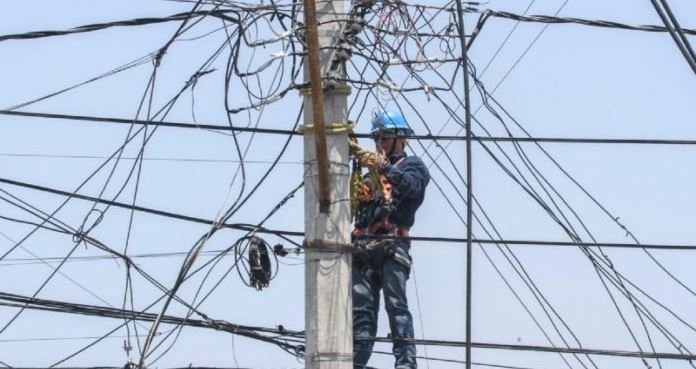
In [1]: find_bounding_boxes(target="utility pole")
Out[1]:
[301,0,352,369]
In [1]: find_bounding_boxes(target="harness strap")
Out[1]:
[352,225,409,238]
[352,154,413,276]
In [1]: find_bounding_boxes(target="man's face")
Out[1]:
[374,131,404,154]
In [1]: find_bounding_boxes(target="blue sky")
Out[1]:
[1,1,696,368]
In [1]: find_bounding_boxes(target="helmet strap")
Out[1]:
[387,137,396,159]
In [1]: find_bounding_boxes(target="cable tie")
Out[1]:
[153,47,167,67]
[273,243,288,257]
[187,68,216,85]
[280,28,293,39]
[423,85,432,101]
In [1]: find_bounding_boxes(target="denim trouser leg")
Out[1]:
[353,259,380,369]
[382,247,416,369]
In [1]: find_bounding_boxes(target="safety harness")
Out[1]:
[348,139,412,279]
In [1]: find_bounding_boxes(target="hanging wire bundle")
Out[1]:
[231,235,277,290]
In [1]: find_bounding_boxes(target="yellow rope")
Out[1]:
[348,138,384,221]
[297,121,355,134]
[350,166,363,219]
[348,137,377,166]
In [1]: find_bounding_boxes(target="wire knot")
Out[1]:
[154,47,167,67]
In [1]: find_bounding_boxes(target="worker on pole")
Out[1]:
[350,109,430,369]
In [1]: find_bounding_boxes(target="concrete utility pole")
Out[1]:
[301,0,352,369]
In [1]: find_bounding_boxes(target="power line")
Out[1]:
[0,249,233,266]
[0,176,303,238]
[0,333,153,343]
[0,9,244,42]
[4,175,696,251]
[5,110,696,145]
[0,291,303,352]
[363,336,696,361]
[8,367,275,369]
[647,0,696,74]
[0,152,302,165]
[3,289,695,362]
[485,10,696,36]
[0,110,302,137]
[371,349,551,369]
[3,4,693,44]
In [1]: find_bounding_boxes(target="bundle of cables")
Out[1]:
[233,235,277,290]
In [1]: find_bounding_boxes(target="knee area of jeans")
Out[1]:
[353,308,377,320]
[352,326,374,337]
[353,283,373,296]
[384,301,410,314]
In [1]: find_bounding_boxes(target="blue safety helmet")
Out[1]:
[370,109,413,136]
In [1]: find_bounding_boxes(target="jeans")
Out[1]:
[353,241,416,369]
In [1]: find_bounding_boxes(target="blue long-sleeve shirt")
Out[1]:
[380,152,430,228]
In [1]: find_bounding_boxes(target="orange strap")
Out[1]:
[353,157,409,237]
[352,221,409,238]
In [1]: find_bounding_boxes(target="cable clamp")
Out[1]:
[388,57,401,65]
[297,84,352,96]
[308,352,354,362]
[303,239,354,252]
[378,78,399,91]
[280,29,294,39]
[423,85,433,101]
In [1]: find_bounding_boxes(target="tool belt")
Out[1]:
[352,222,412,283]
[353,242,413,283]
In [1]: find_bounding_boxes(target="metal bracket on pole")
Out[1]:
[303,239,354,253]
[298,85,352,96]
[308,352,354,363]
